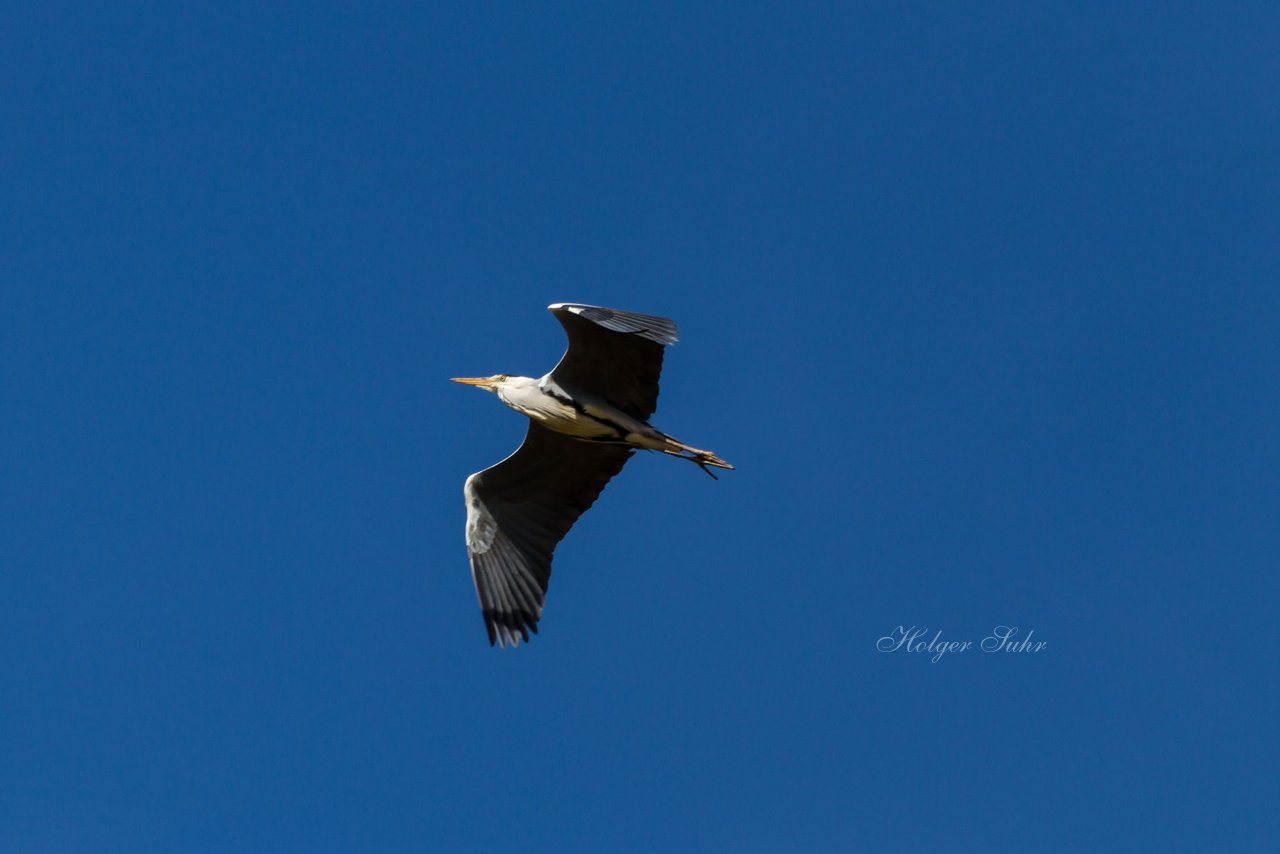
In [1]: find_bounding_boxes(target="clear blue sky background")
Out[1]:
[3,3,1277,851]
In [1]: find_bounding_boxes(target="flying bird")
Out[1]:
[452,302,733,647]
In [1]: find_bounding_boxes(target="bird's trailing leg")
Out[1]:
[657,437,735,480]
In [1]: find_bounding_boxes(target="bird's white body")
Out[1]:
[493,375,672,451]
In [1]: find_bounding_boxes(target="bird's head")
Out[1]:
[450,374,510,394]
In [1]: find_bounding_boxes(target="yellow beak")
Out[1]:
[450,377,492,387]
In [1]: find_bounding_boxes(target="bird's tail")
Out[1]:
[659,437,735,480]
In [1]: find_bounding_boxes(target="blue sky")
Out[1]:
[3,3,1278,851]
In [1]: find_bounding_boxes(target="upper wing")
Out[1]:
[546,303,678,422]
[464,421,634,647]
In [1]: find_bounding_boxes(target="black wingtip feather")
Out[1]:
[484,608,541,648]
[549,303,679,346]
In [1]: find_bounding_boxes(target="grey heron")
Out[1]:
[452,302,733,647]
